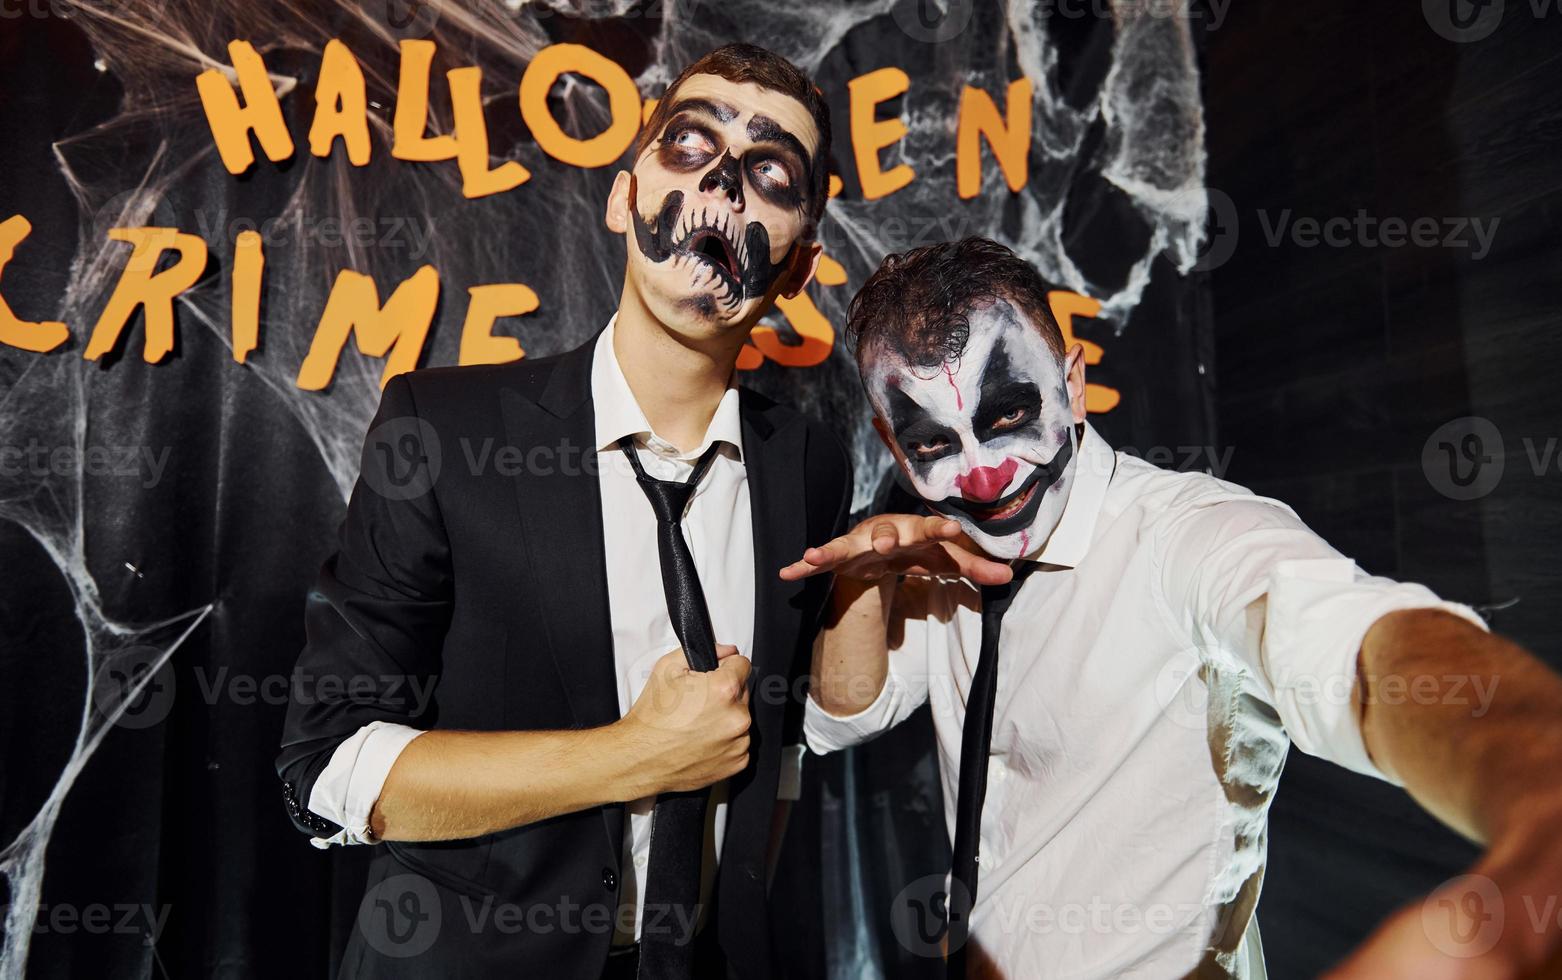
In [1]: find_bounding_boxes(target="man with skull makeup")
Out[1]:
[278,44,851,980]
[787,239,1562,978]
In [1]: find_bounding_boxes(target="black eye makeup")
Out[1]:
[648,102,812,213]
[657,118,719,170]
[974,381,1042,439]
[971,336,1044,441]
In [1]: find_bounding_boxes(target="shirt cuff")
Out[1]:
[803,670,902,754]
[1263,558,1489,784]
[306,721,426,848]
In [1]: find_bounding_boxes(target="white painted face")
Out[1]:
[863,298,1077,559]
[623,74,820,334]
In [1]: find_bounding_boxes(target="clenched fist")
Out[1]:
[618,644,752,794]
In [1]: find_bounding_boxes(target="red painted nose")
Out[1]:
[954,458,1019,503]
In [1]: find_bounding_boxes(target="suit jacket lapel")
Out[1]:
[500,339,623,852]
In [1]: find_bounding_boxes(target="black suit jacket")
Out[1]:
[277,336,853,979]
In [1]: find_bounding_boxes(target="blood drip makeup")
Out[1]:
[863,298,1078,559]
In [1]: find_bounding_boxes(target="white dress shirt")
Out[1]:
[804,421,1487,979]
[307,315,756,944]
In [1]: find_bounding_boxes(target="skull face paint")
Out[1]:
[623,74,818,328]
[863,298,1078,560]
[629,176,793,317]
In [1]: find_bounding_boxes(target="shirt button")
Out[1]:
[602,868,617,890]
[634,853,647,870]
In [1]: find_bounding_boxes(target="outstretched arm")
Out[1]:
[1329,609,1562,977]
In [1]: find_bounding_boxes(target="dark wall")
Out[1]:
[1204,3,1562,976]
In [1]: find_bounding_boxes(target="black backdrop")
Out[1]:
[5,1,1555,978]
[1,3,1212,977]
[1205,2,1562,977]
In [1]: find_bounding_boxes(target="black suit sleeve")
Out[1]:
[275,372,454,837]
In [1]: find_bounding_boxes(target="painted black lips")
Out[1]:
[686,228,739,281]
[932,439,1075,537]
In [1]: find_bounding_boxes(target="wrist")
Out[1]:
[602,716,666,801]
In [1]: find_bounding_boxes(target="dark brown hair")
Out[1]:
[634,43,832,238]
[847,237,1068,369]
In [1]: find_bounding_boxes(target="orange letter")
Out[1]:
[195,40,295,174]
[1047,290,1119,414]
[449,67,530,199]
[519,44,640,168]
[0,215,68,353]
[849,67,915,201]
[231,229,263,363]
[297,265,439,391]
[748,293,835,368]
[459,283,537,365]
[309,39,371,166]
[84,228,209,363]
[957,78,1032,199]
[392,40,458,162]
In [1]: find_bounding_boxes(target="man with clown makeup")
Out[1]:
[278,44,852,980]
[786,238,1562,979]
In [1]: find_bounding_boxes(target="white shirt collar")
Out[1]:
[590,313,745,461]
[1030,420,1115,569]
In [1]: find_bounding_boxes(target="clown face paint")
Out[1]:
[624,74,818,329]
[864,298,1078,560]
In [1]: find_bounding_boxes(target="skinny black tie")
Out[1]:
[947,560,1038,978]
[618,436,724,980]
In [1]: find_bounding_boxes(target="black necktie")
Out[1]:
[947,560,1039,978]
[618,436,724,979]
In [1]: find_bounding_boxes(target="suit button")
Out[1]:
[602,868,617,890]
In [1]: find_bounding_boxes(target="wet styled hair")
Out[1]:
[847,237,1068,370]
